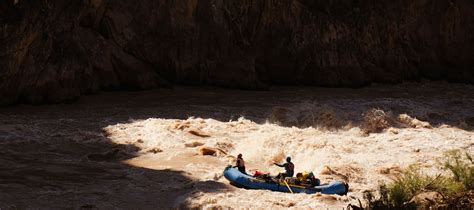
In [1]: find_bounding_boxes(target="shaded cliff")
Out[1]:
[1,0,473,104]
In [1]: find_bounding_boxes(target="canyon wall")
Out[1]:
[1,0,473,104]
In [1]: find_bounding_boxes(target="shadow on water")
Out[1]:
[0,116,230,209]
[0,83,473,208]
[62,83,474,131]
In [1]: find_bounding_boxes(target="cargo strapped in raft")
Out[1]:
[223,165,349,195]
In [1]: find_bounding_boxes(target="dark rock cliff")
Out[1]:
[1,0,473,104]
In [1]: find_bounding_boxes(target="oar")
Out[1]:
[283,180,294,194]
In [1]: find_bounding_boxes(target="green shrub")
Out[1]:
[359,165,428,209]
[359,149,474,209]
[442,149,474,190]
[383,165,430,207]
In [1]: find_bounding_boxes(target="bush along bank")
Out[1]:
[351,149,473,210]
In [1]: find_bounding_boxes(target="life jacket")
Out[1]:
[237,158,245,167]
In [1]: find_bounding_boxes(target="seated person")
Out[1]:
[274,156,295,179]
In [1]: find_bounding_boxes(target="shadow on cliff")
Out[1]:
[0,115,230,209]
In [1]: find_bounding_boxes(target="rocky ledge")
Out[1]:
[1,0,473,104]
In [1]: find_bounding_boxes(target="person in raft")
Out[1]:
[274,156,295,178]
[233,153,246,174]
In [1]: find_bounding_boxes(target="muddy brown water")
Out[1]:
[0,82,473,209]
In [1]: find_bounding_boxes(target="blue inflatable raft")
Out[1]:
[223,166,348,195]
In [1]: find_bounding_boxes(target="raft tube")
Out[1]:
[223,166,348,195]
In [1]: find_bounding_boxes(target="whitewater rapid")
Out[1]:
[103,88,473,208]
[1,82,473,209]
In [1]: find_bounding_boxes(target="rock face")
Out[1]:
[1,0,473,104]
